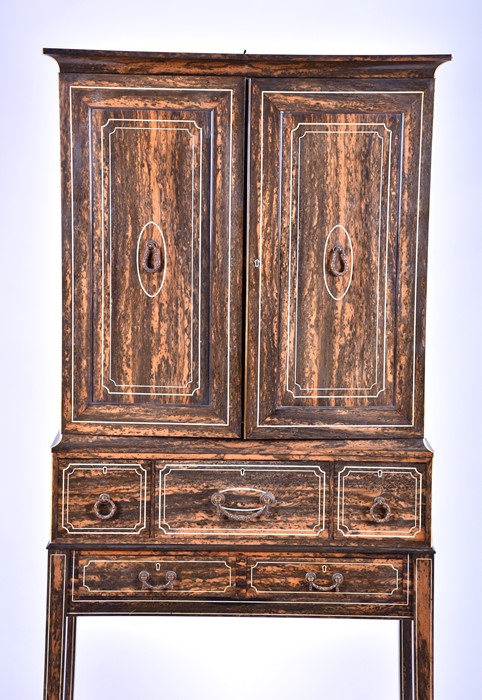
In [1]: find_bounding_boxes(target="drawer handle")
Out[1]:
[138,570,177,591]
[305,572,344,592]
[330,244,348,277]
[93,493,117,520]
[141,239,162,273]
[369,496,392,523]
[211,491,276,522]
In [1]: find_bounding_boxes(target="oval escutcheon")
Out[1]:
[323,224,354,301]
[136,221,167,298]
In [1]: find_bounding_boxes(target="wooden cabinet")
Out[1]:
[44,49,449,700]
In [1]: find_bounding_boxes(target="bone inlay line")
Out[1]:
[286,123,390,398]
[102,120,200,396]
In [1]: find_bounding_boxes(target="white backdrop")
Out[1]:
[1,1,481,698]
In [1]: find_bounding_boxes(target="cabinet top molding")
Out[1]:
[43,48,451,78]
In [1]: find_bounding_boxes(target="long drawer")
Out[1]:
[247,554,410,606]
[155,461,328,540]
[73,552,237,601]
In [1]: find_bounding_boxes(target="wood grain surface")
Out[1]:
[74,551,238,599]
[246,79,434,438]
[61,74,244,436]
[56,460,149,537]
[334,461,430,544]
[45,49,450,79]
[44,50,447,700]
[247,554,409,605]
[155,460,328,540]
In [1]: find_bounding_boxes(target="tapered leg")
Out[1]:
[44,552,76,700]
[400,619,413,700]
[63,616,77,700]
[414,557,434,700]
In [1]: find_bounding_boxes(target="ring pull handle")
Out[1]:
[93,493,117,520]
[369,496,392,523]
[330,244,348,277]
[305,572,344,592]
[141,239,162,273]
[211,491,276,522]
[138,570,177,591]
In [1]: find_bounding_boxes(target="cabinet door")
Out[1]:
[246,79,433,438]
[63,76,244,436]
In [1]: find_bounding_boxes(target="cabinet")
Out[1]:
[43,49,450,700]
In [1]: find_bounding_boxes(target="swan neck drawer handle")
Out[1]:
[138,570,177,591]
[330,244,348,277]
[93,493,117,520]
[369,497,392,523]
[211,491,276,522]
[305,572,344,592]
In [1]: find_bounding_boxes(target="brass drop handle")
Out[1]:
[369,496,392,523]
[93,493,117,520]
[141,239,162,273]
[305,572,344,592]
[211,491,276,522]
[330,244,348,277]
[138,570,177,591]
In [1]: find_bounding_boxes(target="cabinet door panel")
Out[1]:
[63,76,244,436]
[246,79,433,438]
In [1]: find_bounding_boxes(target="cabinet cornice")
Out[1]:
[44,49,451,79]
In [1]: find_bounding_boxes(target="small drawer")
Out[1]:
[73,552,237,601]
[59,461,149,535]
[335,462,428,541]
[155,461,327,540]
[247,556,409,605]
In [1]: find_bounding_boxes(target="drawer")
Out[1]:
[73,552,237,601]
[59,461,149,535]
[155,461,327,540]
[335,462,428,541]
[247,555,409,605]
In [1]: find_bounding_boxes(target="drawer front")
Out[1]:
[248,556,409,605]
[60,461,148,535]
[73,553,237,601]
[156,461,327,539]
[335,462,427,541]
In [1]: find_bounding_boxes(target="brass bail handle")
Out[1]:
[211,490,276,522]
[330,243,348,277]
[305,571,344,592]
[142,239,162,273]
[138,570,177,591]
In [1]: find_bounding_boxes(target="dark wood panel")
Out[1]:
[154,460,328,542]
[247,553,410,606]
[98,112,208,403]
[73,551,238,600]
[61,74,244,437]
[56,460,150,538]
[334,461,430,544]
[246,79,434,438]
[45,49,451,79]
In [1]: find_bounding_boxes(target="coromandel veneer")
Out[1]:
[43,49,450,700]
